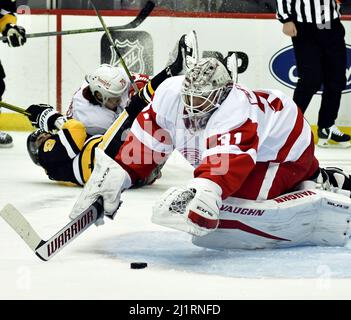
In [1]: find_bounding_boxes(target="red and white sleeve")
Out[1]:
[194,119,259,199]
[115,104,173,184]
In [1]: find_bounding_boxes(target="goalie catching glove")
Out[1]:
[152,178,222,236]
[26,104,67,132]
[69,148,131,225]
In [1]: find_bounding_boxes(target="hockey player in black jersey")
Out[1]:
[0,0,26,147]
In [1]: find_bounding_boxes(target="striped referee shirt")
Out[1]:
[276,0,341,24]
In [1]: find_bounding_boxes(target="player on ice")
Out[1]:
[0,0,26,147]
[69,57,351,250]
[24,31,199,186]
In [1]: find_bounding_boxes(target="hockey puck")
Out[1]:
[130,262,148,269]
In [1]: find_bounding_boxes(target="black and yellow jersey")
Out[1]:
[0,0,18,34]
[37,114,130,186]
[38,119,102,186]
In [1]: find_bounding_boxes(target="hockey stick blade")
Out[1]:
[0,1,155,41]
[120,1,155,29]
[0,204,42,251]
[0,198,103,261]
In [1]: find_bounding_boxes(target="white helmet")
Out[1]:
[86,64,130,109]
[181,58,232,132]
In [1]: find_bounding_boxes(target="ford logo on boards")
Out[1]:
[269,45,351,94]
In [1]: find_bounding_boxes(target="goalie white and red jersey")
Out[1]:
[115,75,319,201]
[66,72,150,136]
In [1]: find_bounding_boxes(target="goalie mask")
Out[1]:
[181,58,232,133]
[86,64,130,112]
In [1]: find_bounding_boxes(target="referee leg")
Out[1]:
[318,20,347,128]
[292,23,323,114]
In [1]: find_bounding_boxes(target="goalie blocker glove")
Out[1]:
[2,24,26,47]
[70,148,132,225]
[152,178,222,236]
[26,104,67,132]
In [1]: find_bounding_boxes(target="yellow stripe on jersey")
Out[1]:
[62,119,87,151]
[139,81,154,104]
[98,109,129,151]
[57,181,80,187]
[0,14,17,33]
[147,81,155,97]
[80,136,103,183]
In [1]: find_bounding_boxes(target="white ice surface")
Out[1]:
[1,132,351,299]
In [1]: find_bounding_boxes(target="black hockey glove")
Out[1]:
[26,104,63,132]
[2,24,26,47]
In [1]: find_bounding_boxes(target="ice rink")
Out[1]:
[1,132,351,299]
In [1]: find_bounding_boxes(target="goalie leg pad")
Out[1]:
[192,189,351,249]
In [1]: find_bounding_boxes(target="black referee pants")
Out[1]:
[292,19,346,128]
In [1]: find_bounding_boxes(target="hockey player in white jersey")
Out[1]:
[66,31,199,136]
[66,64,150,136]
[70,57,351,249]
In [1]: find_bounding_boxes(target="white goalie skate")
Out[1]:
[224,52,238,83]
[166,30,199,76]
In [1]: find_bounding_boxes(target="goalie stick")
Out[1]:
[0,198,103,261]
[0,1,155,41]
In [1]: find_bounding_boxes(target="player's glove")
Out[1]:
[26,104,66,132]
[152,178,222,236]
[2,24,26,47]
[70,148,132,226]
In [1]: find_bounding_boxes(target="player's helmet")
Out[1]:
[181,58,232,133]
[86,64,130,109]
[26,129,45,166]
